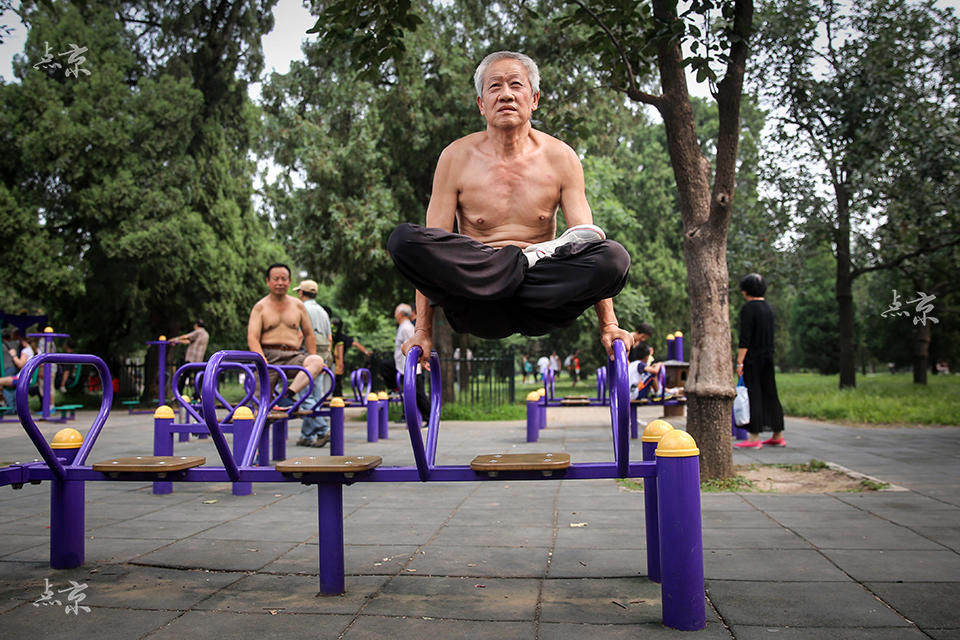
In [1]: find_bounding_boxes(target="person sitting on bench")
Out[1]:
[388,51,633,361]
[629,344,662,400]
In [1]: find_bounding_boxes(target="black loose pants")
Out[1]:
[387,223,631,339]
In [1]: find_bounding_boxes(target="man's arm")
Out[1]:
[402,145,460,368]
[556,143,633,358]
[247,305,265,358]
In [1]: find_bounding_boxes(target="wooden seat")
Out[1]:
[631,398,651,405]
[470,453,571,476]
[560,397,590,406]
[276,455,382,477]
[92,455,206,475]
[266,410,290,421]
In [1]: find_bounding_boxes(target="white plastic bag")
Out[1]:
[733,377,751,426]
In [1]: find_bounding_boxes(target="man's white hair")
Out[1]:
[473,51,540,97]
[395,303,413,318]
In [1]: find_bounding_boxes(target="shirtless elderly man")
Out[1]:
[388,51,633,362]
[247,263,325,405]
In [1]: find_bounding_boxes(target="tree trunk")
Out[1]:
[651,0,750,480]
[912,321,930,384]
[834,182,857,389]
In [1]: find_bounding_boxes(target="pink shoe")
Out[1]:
[734,440,762,449]
[762,437,786,447]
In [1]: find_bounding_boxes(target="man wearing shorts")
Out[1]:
[247,264,325,406]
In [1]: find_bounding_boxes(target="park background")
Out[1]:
[1,1,957,435]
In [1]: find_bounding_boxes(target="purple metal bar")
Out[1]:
[424,353,442,466]
[16,353,113,480]
[657,451,705,631]
[366,396,379,442]
[403,347,432,481]
[350,368,371,405]
[232,412,253,496]
[49,440,83,569]
[609,340,630,477]
[526,396,539,443]
[317,482,345,594]
[378,394,389,439]
[675,334,684,361]
[28,332,68,421]
[666,335,676,361]
[201,351,269,480]
[329,404,344,455]
[146,339,173,406]
[153,410,174,495]
[642,439,661,583]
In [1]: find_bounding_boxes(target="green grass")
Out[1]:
[777,372,960,426]
[773,459,829,472]
[617,475,756,493]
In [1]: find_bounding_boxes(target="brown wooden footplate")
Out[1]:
[276,455,382,478]
[470,453,571,477]
[560,397,591,406]
[91,456,206,475]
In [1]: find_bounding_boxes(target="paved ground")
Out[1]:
[0,403,958,639]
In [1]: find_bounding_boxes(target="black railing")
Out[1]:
[437,350,515,407]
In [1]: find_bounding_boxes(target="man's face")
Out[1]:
[266,267,290,296]
[477,58,539,129]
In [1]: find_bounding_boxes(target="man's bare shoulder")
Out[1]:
[531,129,580,163]
[441,132,486,161]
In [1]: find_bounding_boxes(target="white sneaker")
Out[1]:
[523,224,606,268]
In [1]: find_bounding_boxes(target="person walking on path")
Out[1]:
[734,273,785,449]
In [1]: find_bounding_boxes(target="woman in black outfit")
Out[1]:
[734,273,785,449]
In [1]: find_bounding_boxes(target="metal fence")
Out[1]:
[436,349,515,407]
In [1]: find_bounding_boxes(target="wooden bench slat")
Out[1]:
[560,398,591,406]
[91,456,206,473]
[470,453,571,472]
[276,455,382,474]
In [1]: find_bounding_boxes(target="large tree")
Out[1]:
[752,0,960,388]
[1,2,284,393]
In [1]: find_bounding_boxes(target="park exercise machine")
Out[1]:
[1,341,706,631]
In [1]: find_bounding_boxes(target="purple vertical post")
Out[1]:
[630,404,639,439]
[656,429,705,631]
[157,339,168,406]
[525,392,540,443]
[232,408,253,496]
[666,334,676,362]
[49,428,84,569]
[317,482,345,595]
[272,420,287,461]
[674,332,684,361]
[152,406,176,494]
[641,419,674,584]
[538,388,546,430]
[329,398,345,456]
[365,393,379,442]
[377,391,389,439]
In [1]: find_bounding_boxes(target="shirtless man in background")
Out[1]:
[388,51,633,365]
[247,263,325,405]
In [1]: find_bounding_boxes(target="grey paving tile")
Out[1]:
[5,536,171,564]
[704,549,848,581]
[555,525,646,550]
[865,582,960,628]
[132,538,297,571]
[926,630,960,640]
[431,524,554,547]
[261,543,418,576]
[821,550,960,582]
[707,580,913,627]
[772,520,944,550]
[344,616,535,639]
[87,518,224,539]
[194,573,388,614]
[408,544,550,578]
[0,603,182,640]
[702,526,809,550]
[730,625,929,639]
[362,575,539,620]
[145,610,353,640]
[342,522,439,545]
[79,564,240,609]
[549,547,647,578]
[912,526,960,552]
[742,494,860,511]
[539,577,672,625]
[540,621,730,639]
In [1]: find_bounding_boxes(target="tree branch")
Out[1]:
[568,0,661,109]
[852,234,960,278]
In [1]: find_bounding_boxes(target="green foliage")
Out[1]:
[778,372,960,426]
[787,248,841,374]
[700,475,754,492]
[1,2,285,360]
[774,459,828,473]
